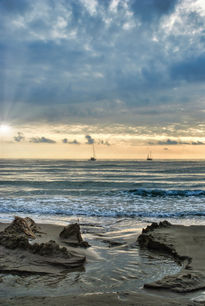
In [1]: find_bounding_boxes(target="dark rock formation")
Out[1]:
[0,232,78,259]
[0,234,30,250]
[138,221,191,266]
[137,221,205,293]
[144,271,205,293]
[141,220,171,234]
[31,240,69,257]
[4,216,40,239]
[59,223,90,248]
[0,217,86,273]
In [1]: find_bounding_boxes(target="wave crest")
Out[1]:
[126,189,205,197]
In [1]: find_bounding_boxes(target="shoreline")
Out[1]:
[1,218,205,305]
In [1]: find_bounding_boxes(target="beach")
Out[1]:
[1,217,205,305]
[1,0,205,302]
[1,160,205,304]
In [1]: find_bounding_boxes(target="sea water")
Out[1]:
[0,159,205,296]
[0,159,205,224]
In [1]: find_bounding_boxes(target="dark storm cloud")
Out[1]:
[14,132,25,142]
[1,0,205,127]
[85,135,95,144]
[171,55,205,82]
[30,137,56,144]
[130,0,180,22]
[0,0,31,14]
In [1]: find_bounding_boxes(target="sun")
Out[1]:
[0,124,11,134]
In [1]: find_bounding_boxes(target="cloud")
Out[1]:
[0,0,31,14]
[98,139,110,146]
[62,138,80,144]
[69,139,80,144]
[191,141,205,145]
[157,139,179,145]
[0,0,205,132]
[85,135,95,144]
[14,132,25,142]
[171,55,205,83]
[29,136,56,143]
[154,139,205,145]
[131,0,180,22]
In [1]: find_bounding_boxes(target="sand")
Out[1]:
[138,221,205,293]
[0,218,205,305]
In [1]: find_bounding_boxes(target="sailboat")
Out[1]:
[147,151,152,161]
[90,143,96,161]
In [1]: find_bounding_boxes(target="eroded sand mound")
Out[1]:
[138,221,205,293]
[0,217,86,275]
[4,216,40,238]
[59,223,90,248]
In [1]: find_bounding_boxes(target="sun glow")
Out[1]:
[0,124,11,134]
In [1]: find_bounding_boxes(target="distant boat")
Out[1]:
[147,151,152,161]
[90,143,96,161]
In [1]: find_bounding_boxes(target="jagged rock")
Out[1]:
[0,233,73,258]
[138,221,205,293]
[0,233,86,273]
[0,233,30,250]
[59,223,83,241]
[138,221,190,265]
[0,217,86,273]
[59,223,90,248]
[142,220,171,234]
[144,271,205,293]
[3,216,39,239]
[31,240,69,257]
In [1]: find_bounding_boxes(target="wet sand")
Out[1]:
[1,219,205,305]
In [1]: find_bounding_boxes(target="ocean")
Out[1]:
[1,159,205,296]
[0,159,205,224]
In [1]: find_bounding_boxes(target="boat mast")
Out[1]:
[92,143,96,159]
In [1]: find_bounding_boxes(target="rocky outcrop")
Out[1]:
[0,233,30,250]
[3,216,40,239]
[141,220,171,234]
[59,223,90,248]
[138,221,191,266]
[144,271,205,293]
[0,233,68,257]
[0,217,86,274]
[138,221,205,293]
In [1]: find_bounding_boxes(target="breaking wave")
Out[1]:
[126,189,205,197]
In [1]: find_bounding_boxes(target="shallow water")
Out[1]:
[0,218,181,297]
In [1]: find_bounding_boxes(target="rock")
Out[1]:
[144,271,205,293]
[0,233,30,250]
[3,216,40,239]
[138,221,205,293]
[31,240,69,257]
[59,223,90,248]
[138,222,191,266]
[138,232,176,256]
[0,234,86,273]
[0,233,74,258]
[0,217,86,273]
[142,220,171,234]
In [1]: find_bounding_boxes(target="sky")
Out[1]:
[0,0,205,159]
